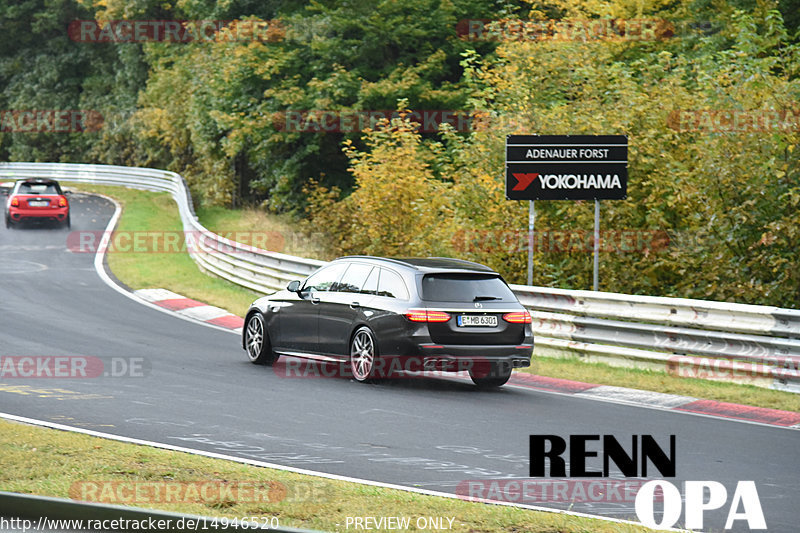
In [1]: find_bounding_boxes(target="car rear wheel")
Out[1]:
[469,362,512,388]
[350,327,378,383]
[64,214,71,229]
[5,214,13,229]
[245,313,278,365]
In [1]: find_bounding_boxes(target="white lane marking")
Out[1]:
[0,411,685,532]
[0,259,48,274]
[89,193,239,336]
[0,245,64,252]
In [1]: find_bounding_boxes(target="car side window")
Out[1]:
[376,268,409,299]
[360,266,379,295]
[302,263,347,292]
[336,263,374,293]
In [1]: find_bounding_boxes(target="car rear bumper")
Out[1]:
[415,343,533,370]
[373,323,534,372]
[374,337,534,373]
[8,207,69,221]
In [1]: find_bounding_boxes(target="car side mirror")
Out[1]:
[287,280,302,292]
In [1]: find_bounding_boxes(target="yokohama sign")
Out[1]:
[505,135,628,200]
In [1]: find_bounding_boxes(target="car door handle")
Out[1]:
[350,302,360,309]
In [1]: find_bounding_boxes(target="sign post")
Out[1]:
[594,199,600,291]
[527,200,535,285]
[505,135,628,290]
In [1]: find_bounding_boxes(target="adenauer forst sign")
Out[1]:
[507,134,628,289]
[506,135,628,200]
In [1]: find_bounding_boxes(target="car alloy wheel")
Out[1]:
[245,313,278,365]
[350,327,377,382]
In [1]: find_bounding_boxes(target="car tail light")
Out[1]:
[405,309,452,323]
[58,196,67,207]
[503,311,532,324]
[10,197,19,207]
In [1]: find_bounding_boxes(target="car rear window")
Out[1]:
[18,183,60,195]
[420,273,517,302]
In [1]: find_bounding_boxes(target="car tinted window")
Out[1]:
[336,263,374,293]
[377,268,409,299]
[303,263,348,292]
[420,274,517,302]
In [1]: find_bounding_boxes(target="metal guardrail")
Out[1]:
[0,491,318,532]
[1,162,798,392]
[511,286,800,392]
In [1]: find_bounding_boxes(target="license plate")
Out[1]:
[458,315,498,327]
[28,200,48,207]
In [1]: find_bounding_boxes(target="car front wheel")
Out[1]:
[350,327,379,383]
[245,313,278,365]
[469,361,512,388]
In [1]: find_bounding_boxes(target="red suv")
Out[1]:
[5,178,70,228]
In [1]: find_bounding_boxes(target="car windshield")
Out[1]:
[18,183,59,195]
[420,273,517,302]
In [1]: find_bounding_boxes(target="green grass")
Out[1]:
[0,419,667,532]
[69,182,799,413]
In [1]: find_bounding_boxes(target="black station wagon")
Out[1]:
[242,256,533,387]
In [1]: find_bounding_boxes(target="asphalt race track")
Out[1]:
[1,194,798,532]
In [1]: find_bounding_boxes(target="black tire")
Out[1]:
[469,361,512,388]
[64,214,71,229]
[350,326,379,383]
[4,215,11,229]
[244,313,279,365]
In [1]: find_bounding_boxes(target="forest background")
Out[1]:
[1,0,798,307]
